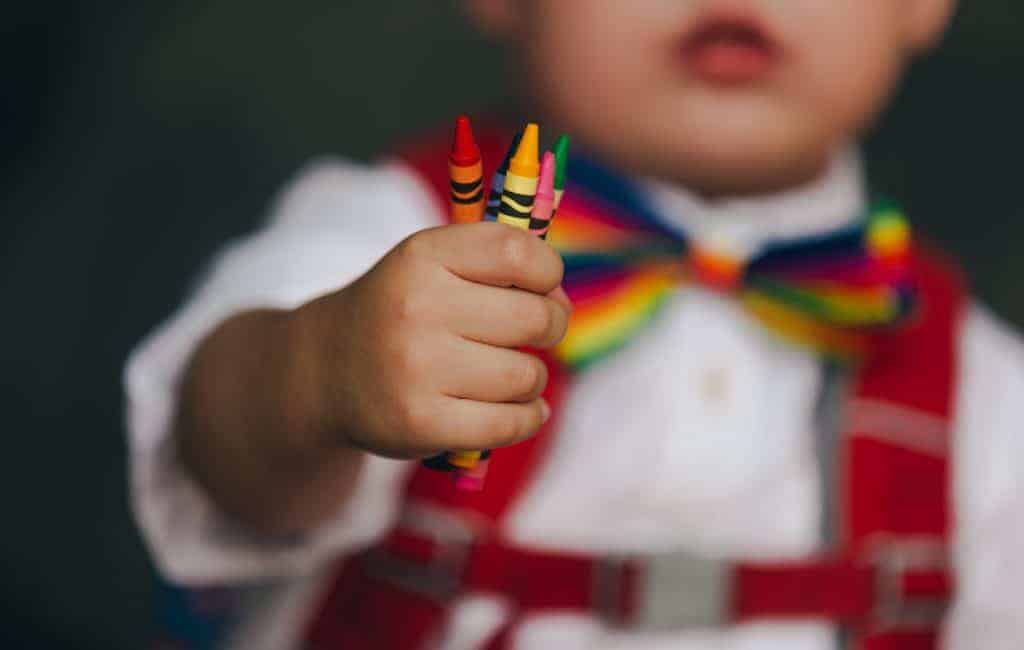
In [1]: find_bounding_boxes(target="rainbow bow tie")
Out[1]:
[546,156,915,370]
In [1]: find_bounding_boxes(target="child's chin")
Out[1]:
[638,106,835,191]
[639,131,834,196]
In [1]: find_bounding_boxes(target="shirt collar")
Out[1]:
[639,147,867,263]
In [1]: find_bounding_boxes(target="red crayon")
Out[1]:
[449,116,486,224]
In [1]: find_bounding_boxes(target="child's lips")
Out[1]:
[678,14,782,85]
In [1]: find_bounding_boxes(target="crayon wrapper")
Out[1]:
[498,172,538,229]
[553,188,565,211]
[532,196,554,223]
[499,214,532,230]
[449,161,483,189]
[449,161,485,224]
[485,173,506,222]
[503,171,539,197]
[449,450,482,469]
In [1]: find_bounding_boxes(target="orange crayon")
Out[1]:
[421,118,490,476]
[449,116,485,224]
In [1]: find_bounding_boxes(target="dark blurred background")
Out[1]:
[1,2,1022,648]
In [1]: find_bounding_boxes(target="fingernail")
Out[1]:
[540,398,551,423]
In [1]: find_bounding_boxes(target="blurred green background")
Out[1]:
[1,2,1022,648]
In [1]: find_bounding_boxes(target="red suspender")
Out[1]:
[845,249,963,650]
[733,248,964,649]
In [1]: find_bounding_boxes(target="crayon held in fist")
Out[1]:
[448,116,485,224]
[529,151,557,238]
[551,134,571,215]
[498,123,541,230]
[423,117,572,492]
[485,130,522,222]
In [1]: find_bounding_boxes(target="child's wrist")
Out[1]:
[281,294,361,460]
[278,300,335,458]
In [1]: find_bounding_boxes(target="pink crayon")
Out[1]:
[454,458,490,492]
[528,152,557,238]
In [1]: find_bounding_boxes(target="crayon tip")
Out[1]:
[538,151,556,198]
[450,115,480,166]
[510,123,540,176]
[551,135,571,189]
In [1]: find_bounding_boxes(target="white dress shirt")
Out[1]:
[124,151,1024,649]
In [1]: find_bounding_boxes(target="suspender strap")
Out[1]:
[729,248,962,650]
[372,533,639,615]
[733,554,951,625]
[309,522,952,647]
[844,249,964,650]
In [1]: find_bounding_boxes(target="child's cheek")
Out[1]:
[787,2,909,134]
[522,3,668,127]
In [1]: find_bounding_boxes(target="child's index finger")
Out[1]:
[428,222,564,296]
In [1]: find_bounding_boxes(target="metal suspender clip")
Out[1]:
[365,504,479,602]
[869,539,950,630]
[593,556,636,626]
[595,551,733,630]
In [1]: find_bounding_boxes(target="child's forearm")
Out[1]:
[175,307,366,537]
[172,224,567,537]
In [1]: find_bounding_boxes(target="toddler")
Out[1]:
[127,1,1024,648]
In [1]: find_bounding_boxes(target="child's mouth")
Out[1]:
[679,14,781,85]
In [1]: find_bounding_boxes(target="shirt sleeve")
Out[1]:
[124,158,440,584]
[945,304,1024,648]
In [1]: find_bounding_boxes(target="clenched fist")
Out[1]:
[294,222,571,460]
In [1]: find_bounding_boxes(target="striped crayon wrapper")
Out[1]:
[454,125,542,488]
[484,170,506,223]
[449,160,485,224]
[528,152,557,238]
[449,116,485,223]
[497,173,539,230]
[497,124,541,230]
[485,130,522,222]
[422,116,485,473]
[449,450,482,469]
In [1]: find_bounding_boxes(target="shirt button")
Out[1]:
[701,368,731,406]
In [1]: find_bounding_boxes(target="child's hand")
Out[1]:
[294,222,570,460]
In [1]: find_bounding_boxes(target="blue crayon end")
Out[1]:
[484,172,506,221]
[422,454,456,472]
[484,130,523,222]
